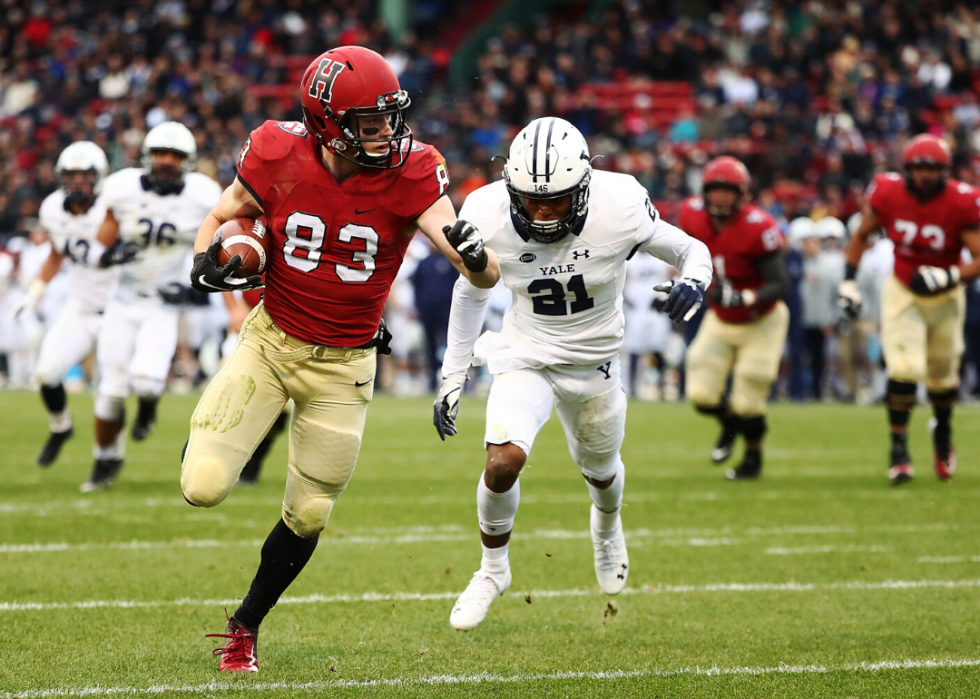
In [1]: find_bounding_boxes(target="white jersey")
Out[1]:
[39,190,111,311]
[99,168,221,297]
[443,171,712,375]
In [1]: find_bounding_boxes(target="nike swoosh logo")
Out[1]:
[354,208,374,215]
[355,379,373,387]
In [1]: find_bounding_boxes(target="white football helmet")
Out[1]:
[503,116,591,243]
[55,141,109,204]
[816,216,847,240]
[141,121,197,174]
[786,217,816,249]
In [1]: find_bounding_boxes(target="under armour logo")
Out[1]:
[617,563,628,580]
[573,250,590,260]
[597,362,612,380]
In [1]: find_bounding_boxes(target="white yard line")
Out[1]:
[765,545,891,555]
[3,657,979,697]
[919,555,980,563]
[2,578,979,613]
[0,522,955,556]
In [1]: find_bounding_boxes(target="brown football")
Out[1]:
[215,218,270,278]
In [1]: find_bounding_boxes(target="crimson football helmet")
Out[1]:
[300,46,413,169]
[702,156,750,217]
[902,134,950,199]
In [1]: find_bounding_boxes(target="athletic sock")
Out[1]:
[234,518,319,631]
[136,396,159,425]
[928,389,956,460]
[586,460,624,537]
[40,384,69,430]
[477,474,520,538]
[481,542,510,579]
[890,430,908,455]
[93,424,126,461]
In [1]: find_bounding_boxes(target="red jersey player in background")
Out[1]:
[840,134,980,485]
[680,156,791,480]
[180,46,500,673]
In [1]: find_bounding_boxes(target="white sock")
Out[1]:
[477,474,520,538]
[587,459,625,537]
[481,542,510,578]
[93,428,126,461]
[49,409,72,433]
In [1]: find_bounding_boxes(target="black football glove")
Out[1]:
[158,282,194,305]
[375,318,393,356]
[99,241,141,268]
[653,278,705,322]
[443,220,488,273]
[707,282,756,309]
[433,372,466,440]
[909,266,960,296]
[190,238,263,293]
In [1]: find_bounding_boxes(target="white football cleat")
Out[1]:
[450,568,511,630]
[591,505,629,595]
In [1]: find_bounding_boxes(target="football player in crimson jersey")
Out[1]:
[680,156,791,480]
[181,46,500,673]
[840,134,980,485]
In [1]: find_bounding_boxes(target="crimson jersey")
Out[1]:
[237,120,449,346]
[866,173,980,288]
[678,197,784,324]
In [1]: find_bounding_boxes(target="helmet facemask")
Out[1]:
[60,170,99,208]
[143,149,189,195]
[904,164,946,200]
[505,169,591,244]
[305,89,414,170]
[703,183,743,218]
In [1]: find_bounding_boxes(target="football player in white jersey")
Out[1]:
[15,142,111,466]
[81,122,221,491]
[434,117,712,630]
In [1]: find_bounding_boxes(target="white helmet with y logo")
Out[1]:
[503,117,592,244]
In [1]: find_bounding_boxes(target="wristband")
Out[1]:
[844,263,858,281]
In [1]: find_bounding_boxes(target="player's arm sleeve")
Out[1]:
[404,148,451,222]
[751,252,791,305]
[440,275,492,377]
[638,203,713,286]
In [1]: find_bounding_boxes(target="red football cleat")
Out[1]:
[934,448,956,482]
[206,611,258,672]
[888,463,915,486]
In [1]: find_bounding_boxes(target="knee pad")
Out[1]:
[180,453,234,508]
[131,375,164,397]
[282,495,333,539]
[576,451,622,482]
[94,394,125,422]
[35,362,63,388]
[736,415,767,442]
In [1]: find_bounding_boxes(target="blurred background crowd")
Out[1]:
[1,0,980,401]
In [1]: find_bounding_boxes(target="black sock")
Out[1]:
[233,519,319,630]
[742,449,762,469]
[928,389,956,460]
[40,383,67,416]
[136,396,159,425]
[890,430,908,454]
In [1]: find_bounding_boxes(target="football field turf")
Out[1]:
[1,391,979,698]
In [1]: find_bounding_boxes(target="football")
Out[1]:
[214,217,270,278]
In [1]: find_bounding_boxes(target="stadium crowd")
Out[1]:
[1,0,980,400]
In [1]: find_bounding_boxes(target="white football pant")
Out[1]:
[35,297,103,386]
[97,295,179,399]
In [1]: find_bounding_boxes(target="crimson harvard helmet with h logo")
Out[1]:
[701,156,750,217]
[300,46,413,169]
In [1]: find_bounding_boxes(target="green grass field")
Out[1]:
[1,390,979,698]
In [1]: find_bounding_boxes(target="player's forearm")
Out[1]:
[751,253,791,306]
[845,206,878,271]
[195,212,225,254]
[37,249,65,285]
[642,221,713,286]
[461,248,500,289]
[441,276,493,377]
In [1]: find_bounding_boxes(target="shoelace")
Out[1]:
[206,611,256,663]
[594,537,622,567]
[458,572,500,604]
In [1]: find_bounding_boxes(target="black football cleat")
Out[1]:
[888,444,914,486]
[710,424,737,464]
[131,398,158,441]
[80,458,123,492]
[37,427,74,467]
[725,452,762,480]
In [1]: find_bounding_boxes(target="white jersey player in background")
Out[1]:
[433,117,712,630]
[81,122,221,491]
[14,142,111,466]
[622,252,675,399]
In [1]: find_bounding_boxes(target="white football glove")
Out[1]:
[433,372,467,441]
[837,280,862,319]
[909,266,960,296]
[13,279,45,319]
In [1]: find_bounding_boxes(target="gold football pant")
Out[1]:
[686,302,789,416]
[881,276,965,391]
[181,304,377,538]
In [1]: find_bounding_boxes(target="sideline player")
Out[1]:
[680,156,791,480]
[83,122,221,491]
[434,117,712,630]
[180,47,500,672]
[13,142,110,466]
[839,134,980,484]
